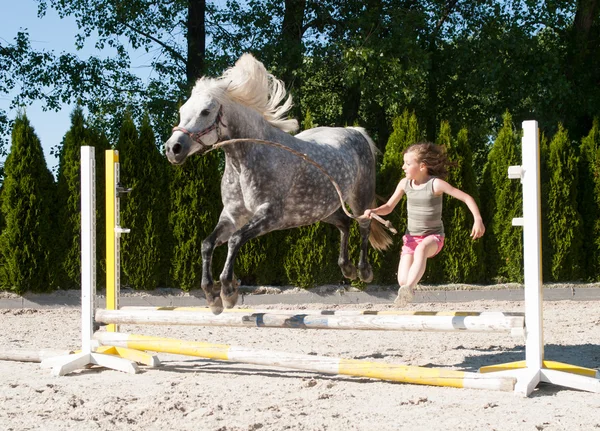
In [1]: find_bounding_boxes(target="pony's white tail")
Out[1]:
[368,202,393,251]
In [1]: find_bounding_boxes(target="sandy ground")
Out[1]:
[1,298,600,431]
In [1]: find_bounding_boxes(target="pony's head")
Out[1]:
[165,53,298,165]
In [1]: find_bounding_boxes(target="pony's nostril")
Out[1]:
[172,143,182,155]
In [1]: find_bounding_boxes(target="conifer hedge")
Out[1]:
[4,112,600,292]
[479,112,523,282]
[0,114,57,292]
[168,152,222,291]
[578,118,600,281]
[440,124,485,283]
[375,110,421,283]
[546,124,583,281]
[117,114,170,290]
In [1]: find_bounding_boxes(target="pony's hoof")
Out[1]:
[208,296,224,315]
[340,263,358,280]
[221,290,239,309]
[359,266,373,283]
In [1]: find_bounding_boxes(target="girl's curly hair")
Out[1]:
[404,142,456,180]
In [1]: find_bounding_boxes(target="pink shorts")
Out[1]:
[402,234,445,257]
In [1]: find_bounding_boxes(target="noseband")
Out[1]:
[172,105,227,148]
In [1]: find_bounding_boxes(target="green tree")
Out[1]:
[439,124,485,283]
[480,112,523,282]
[169,153,222,291]
[0,114,57,292]
[539,131,553,281]
[547,124,584,281]
[578,118,600,280]
[55,107,91,289]
[374,110,421,284]
[116,114,170,290]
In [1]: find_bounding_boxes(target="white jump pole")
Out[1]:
[480,120,600,395]
[95,308,525,335]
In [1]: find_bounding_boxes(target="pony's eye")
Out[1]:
[201,109,210,116]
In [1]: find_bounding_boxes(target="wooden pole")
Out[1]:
[1,349,73,363]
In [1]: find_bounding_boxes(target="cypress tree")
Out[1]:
[539,132,553,281]
[169,151,222,291]
[578,119,600,280]
[440,124,485,283]
[0,114,57,292]
[116,114,170,290]
[55,107,90,289]
[479,112,523,282]
[547,124,583,281]
[90,128,112,289]
[235,230,289,285]
[374,110,421,284]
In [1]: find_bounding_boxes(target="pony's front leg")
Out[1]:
[202,218,235,314]
[357,217,373,283]
[219,206,281,309]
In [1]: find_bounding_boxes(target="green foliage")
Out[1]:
[480,112,523,282]
[283,224,341,288]
[235,231,289,286]
[0,114,57,293]
[374,110,421,283]
[439,125,485,283]
[168,153,222,291]
[539,132,552,281]
[55,107,109,289]
[302,108,315,130]
[547,124,583,281]
[578,118,600,280]
[117,114,170,290]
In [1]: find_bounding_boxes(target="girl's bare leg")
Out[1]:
[395,237,439,306]
[397,253,413,287]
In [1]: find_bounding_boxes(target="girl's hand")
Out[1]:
[471,219,485,239]
[361,209,373,219]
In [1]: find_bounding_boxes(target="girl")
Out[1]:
[362,142,485,306]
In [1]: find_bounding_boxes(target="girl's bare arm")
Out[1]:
[434,179,485,239]
[362,178,407,218]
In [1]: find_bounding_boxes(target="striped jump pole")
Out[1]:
[94,332,516,392]
[96,308,525,336]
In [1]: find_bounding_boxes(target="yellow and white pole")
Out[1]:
[105,150,130,332]
[94,332,516,392]
[105,150,119,332]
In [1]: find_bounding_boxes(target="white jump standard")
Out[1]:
[478,120,600,395]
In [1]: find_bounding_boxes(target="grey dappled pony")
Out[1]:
[165,54,391,314]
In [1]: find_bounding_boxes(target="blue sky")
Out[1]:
[1,1,84,172]
[0,1,153,173]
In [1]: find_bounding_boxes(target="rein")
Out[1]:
[207,138,398,234]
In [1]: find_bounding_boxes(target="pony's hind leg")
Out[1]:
[356,217,373,282]
[202,217,236,314]
[323,209,357,280]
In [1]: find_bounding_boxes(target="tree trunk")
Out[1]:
[565,0,599,138]
[187,0,206,88]
[280,0,307,93]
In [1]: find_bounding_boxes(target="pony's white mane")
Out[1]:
[192,54,299,133]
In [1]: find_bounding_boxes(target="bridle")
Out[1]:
[172,105,227,148]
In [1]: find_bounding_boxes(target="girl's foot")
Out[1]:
[394,285,414,307]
